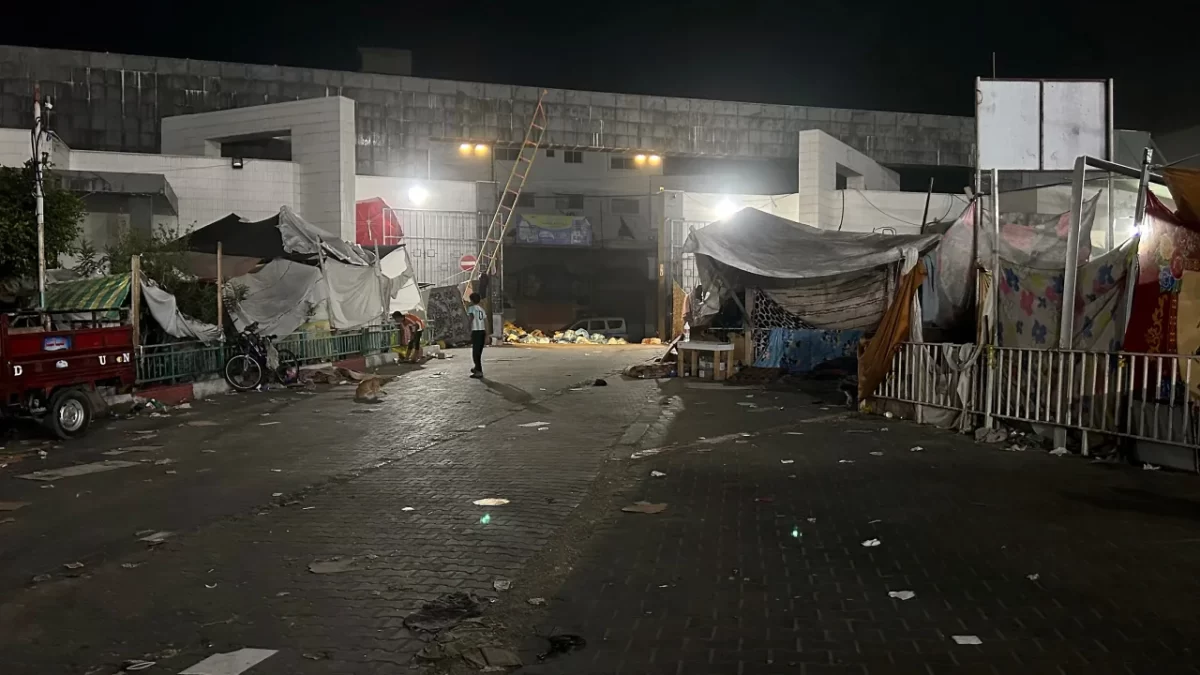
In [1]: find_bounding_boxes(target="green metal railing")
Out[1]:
[135,326,404,385]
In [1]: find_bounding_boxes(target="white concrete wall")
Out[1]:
[679,192,800,224]
[69,150,296,232]
[161,97,356,241]
[827,190,971,235]
[798,130,900,228]
[0,128,70,170]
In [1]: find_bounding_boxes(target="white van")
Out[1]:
[566,317,628,339]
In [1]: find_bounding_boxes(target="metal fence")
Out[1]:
[135,327,403,385]
[875,342,1200,456]
[388,209,484,286]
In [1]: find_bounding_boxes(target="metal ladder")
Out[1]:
[473,89,548,281]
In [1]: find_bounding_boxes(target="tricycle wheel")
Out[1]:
[46,389,92,439]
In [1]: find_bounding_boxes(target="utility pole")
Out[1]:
[32,86,48,310]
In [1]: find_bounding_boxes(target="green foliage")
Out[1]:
[103,226,245,328]
[0,160,86,282]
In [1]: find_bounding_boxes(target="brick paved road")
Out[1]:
[513,380,1200,675]
[6,356,1200,674]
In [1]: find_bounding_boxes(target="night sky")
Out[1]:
[3,0,1195,133]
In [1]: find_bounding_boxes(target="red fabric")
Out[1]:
[355,198,403,247]
[1124,193,1200,353]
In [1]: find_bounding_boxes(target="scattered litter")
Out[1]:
[861,539,881,547]
[880,427,889,431]
[275,591,290,597]
[788,474,796,478]
[473,498,509,506]
[621,501,667,514]
[31,573,51,583]
[1027,573,1040,581]
[477,424,487,429]
[0,517,15,525]
[175,403,192,410]
[527,597,547,606]
[302,652,329,661]
[205,583,218,589]
[134,529,156,536]
[909,446,924,452]
[308,557,358,574]
[869,451,884,456]
[1143,463,1161,471]
[736,402,757,407]
[121,562,141,569]
[537,634,587,661]
[650,471,666,478]
[403,592,485,633]
[493,579,512,592]
[780,459,794,464]
[102,445,162,456]
[63,561,85,570]
[518,421,550,428]
[153,458,174,466]
[952,635,983,645]
[271,492,283,497]
[888,590,915,601]
[270,469,282,473]
[121,659,156,671]
[186,421,219,427]
[838,459,855,464]
[0,501,30,511]
[302,506,315,510]
[40,484,54,489]
[259,422,280,426]
[807,517,817,523]
[791,527,801,538]
[786,432,804,435]
[1049,447,1069,456]
[201,449,217,454]
[18,460,140,482]
[868,519,881,524]
[974,427,1008,444]
[138,531,172,545]
[37,450,48,459]
[179,648,278,675]
[401,506,415,511]
[845,429,871,434]
[630,447,665,459]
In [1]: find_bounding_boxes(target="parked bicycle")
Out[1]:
[223,322,301,391]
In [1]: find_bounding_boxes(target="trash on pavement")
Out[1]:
[472,498,509,506]
[621,501,667,514]
[537,634,587,661]
[205,583,218,589]
[1027,573,1040,581]
[786,432,804,435]
[260,422,280,426]
[179,648,278,675]
[18,460,140,482]
[780,459,794,464]
[888,590,915,600]
[403,592,486,633]
[271,492,283,497]
[952,635,983,645]
[737,402,756,407]
[1049,447,1069,456]
[187,421,219,427]
[845,429,871,434]
[517,421,550,428]
[121,659,156,671]
[493,579,512,592]
[153,458,174,466]
[37,449,48,459]
[0,501,30,511]
[0,517,15,525]
[63,561,85,570]
[175,402,192,410]
[1143,463,1161,471]
[807,517,817,523]
[31,573,51,583]
[630,447,665,459]
[139,531,172,545]
[401,506,415,511]
[910,446,924,452]
[650,471,666,478]
[527,597,547,606]
[869,451,884,456]
[861,539,881,547]
[308,557,358,574]
[838,459,855,464]
[121,562,141,569]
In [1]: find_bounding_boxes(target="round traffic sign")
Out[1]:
[459,254,477,271]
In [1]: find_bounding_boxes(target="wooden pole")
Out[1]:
[130,254,141,349]
[216,241,224,337]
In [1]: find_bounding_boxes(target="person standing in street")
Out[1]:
[467,293,487,378]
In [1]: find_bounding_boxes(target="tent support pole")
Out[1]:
[216,241,223,338]
[130,255,141,351]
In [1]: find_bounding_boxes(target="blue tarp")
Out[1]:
[754,328,863,374]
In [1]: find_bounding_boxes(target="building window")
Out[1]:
[545,149,555,158]
[517,192,536,207]
[610,156,635,170]
[564,151,583,164]
[556,194,585,210]
[496,147,521,161]
[611,198,640,214]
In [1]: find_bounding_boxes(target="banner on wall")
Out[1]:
[515,214,593,246]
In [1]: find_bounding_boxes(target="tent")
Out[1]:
[183,206,375,266]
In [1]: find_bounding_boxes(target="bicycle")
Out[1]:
[223,322,301,391]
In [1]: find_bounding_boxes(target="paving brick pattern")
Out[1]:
[521,384,1200,675]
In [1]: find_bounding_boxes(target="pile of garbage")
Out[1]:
[503,322,627,345]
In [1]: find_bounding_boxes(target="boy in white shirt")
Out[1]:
[466,293,488,378]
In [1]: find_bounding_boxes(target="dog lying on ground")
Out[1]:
[354,375,397,403]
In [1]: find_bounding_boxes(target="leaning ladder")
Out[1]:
[473,89,548,281]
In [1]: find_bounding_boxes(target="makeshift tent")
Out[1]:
[356,198,403,247]
[1126,188,1200,355]
[379,246,424,318]
[183,206,375,266]
[139,276,222,342]
[44,274,131,311]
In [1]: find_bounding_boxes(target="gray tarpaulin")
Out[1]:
[139,276,223,342]
[228,259,323,337]
[276,206,374,266]
[380,247,425,318]
[323,259,394,328]
[684,208,939,280]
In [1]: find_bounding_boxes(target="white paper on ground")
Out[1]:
[861,539,881,547]
[952,635,982,645]
[650,471,666,478]
[888,590,915,600]
[517,421,550,428]
[18,460,140,482]
[1049,447,1068,456]
[473,498,510,506]
[179,648,278,675]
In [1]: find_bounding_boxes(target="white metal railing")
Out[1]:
[876,342,1200,453]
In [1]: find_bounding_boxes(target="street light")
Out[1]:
[459,143,472,154]
[408,185,429,205]
[715,199,738,220]
[634,154,647,165]
[648,154,661,166]
[474,144,489,156]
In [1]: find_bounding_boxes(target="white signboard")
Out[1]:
[977,79,1109,171]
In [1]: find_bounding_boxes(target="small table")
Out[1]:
[677,341,736,381]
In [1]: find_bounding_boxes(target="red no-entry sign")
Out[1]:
[459,254,477,271]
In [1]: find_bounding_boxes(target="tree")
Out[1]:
[0,160,85,282]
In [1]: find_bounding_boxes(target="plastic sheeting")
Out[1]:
[859,260,926,401]
[379,247,424,318]
[683,208,938,280]
[323,259,393,329]
[140,276,222,342]
[228,260,323,338]
[276,207,375,266]
[762,269,891,331]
